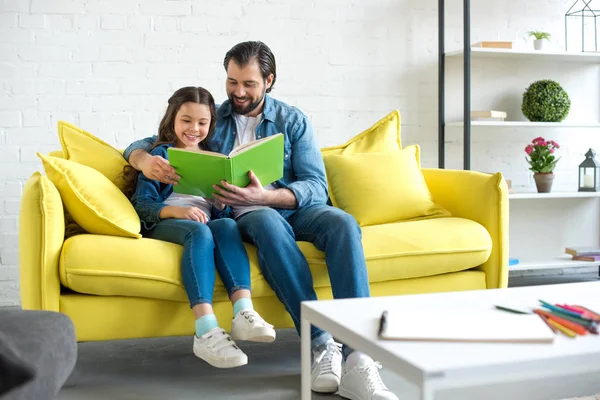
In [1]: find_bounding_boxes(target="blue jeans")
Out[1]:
[236,205,370,355]
[145,218,251,307]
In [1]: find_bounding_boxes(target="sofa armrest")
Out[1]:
[19,172,64,311]
[422,168,509,289]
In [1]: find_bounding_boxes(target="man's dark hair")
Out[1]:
[223,41,277,93]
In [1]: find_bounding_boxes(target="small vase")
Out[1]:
[533,39,545,50]
[533,172,554,193]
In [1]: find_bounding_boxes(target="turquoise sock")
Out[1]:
[233,297,253,316]
[195,314,219,337]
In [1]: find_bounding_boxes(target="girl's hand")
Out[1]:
[173,206,208,223]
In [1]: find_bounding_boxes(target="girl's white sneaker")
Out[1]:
[231,309,276,342]
[193,327,248,368]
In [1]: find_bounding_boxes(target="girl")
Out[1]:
[123,86,275,369]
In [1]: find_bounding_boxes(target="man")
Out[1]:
[123,41,398,400]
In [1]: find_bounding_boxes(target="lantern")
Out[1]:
[578,148,600,192]
[565,0,600,52]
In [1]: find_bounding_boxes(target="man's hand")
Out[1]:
[212,171,267,207]
[135,150,180,185]
[162,206,208,223]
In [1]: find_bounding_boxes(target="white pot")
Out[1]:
[533,39,545,50]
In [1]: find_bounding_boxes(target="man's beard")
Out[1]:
[229,91,265,115]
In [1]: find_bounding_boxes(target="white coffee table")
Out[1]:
[300,281,600,400]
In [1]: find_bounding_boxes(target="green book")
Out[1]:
[167,133,284,198]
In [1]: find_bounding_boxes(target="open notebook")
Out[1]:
[378,310,555,344]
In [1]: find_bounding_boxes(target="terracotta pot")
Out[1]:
[533,172,554,193]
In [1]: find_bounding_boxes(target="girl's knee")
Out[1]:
[211,218,238,230]
[185,221,212,240]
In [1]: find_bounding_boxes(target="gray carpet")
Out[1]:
[57,273,600,400]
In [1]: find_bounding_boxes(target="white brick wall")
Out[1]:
[0,0,596,305]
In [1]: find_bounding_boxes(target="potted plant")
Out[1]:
[527,31,551,50]
[521,79,571,122]
[525,137,561,193]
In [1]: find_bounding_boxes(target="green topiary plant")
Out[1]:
[521,79,571,122]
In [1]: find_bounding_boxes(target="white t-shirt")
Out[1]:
[164,192,212,221]
[232,113,275,219]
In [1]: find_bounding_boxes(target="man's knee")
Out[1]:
[238,208,293,240]
[209,218,238,234]
[316,206,361,237]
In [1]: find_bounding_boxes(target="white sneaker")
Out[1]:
[230,309,276,342]
[311,341,342,393]
[193,327,248,368]
[338,357,398,400]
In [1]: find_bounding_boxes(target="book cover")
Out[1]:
[472,41,513,49]
[565,246,600,256]
[167,133,284,198]
[572,255,600,261]
[470,110,507,120]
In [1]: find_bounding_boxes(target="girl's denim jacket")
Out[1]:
[130,143,233,231]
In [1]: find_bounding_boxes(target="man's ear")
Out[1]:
[266,73,274,90]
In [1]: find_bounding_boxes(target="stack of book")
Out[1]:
[565,246,600,261]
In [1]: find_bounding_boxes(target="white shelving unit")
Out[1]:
[447,121,600,128]
[509,191,600,200]
[445,47,600,63]
[509,256,599,272]
[507,191,600,277]
[445,48,600,277]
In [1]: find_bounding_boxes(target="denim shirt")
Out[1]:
[123,95,329,219]
[130,144,232,230]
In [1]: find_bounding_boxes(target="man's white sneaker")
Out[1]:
[230,309,276,342]
[311,341,342,393]
[193,327,248,368]
[338,357,398,400]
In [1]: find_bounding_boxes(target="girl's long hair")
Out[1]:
[120,86,217,198]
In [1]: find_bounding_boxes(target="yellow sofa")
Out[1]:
[19,112,509,342]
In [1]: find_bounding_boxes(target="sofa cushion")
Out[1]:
[323,145,449,226]
[59,234,268,303]
[300,217,492,285]
[58,120,128,190]
[321,109,402,157]
[59,217,491,302]
[38,153,141,239]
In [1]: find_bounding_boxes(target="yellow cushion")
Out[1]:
[323,145,449,226]
[59,234,269,302]
[321,110,402,157]
[57,120,128,190]
[38,153,141,238]
[58,217,491,303]
[301,217,492,285]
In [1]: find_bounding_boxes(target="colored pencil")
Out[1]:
[547,319,577,338]
[538,313,558,333]
[534,310,588,335]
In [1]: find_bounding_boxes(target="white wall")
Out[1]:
[1,0,598,305]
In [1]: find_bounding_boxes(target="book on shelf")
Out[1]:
[167,133,284,198]
[471,110,507,121]
[572,255,600,261]
[565,246,600,257]
[378,309,555,343]
[472,41,513,49]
